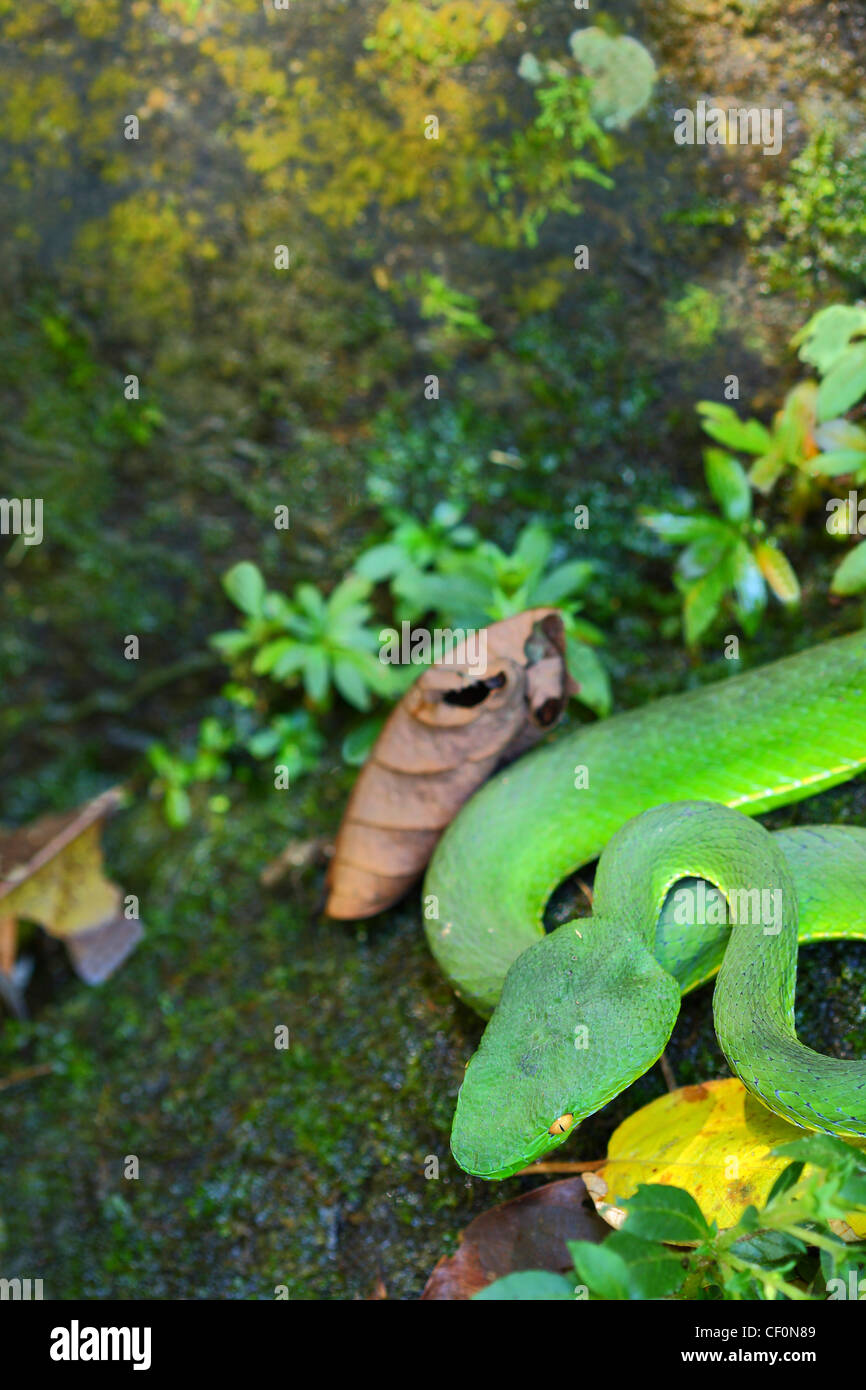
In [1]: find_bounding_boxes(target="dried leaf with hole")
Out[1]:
[0,787,143,986]
[325,609,577,918]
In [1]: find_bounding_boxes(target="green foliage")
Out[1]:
[213,563,395,712]
[747,128,866,297]
[355,503,479,584]
[147,697,324,827]
[375,520,611,715]
[476,1133,866,1301]
[147,721,234,829]
[484,55,615,248]
[682,305,866,600]
[641,451,799,645]
[413,273,493,343]
[664,285,721,351]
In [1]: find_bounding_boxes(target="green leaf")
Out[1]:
[472,1270,575,1301]
[164,785,192,828]
[327,573,373,617]
[792,304,866,375]
[252,638,304,677]
[622,1183,712,1244]
[639,511,728,545]
[294,582,328,622]
[222,562,266,617]
[677,533,734,581]
[341,715,387,767]
[303,648,330,706]
[332,656,374,710]
[801,450,866,478]
[605,1231,687,1299]
[766,1161,805,1205]
[697,402,772,456]
[704,448,752,523]
[355,542,410,582]
[813,418,866,454]
[683,564,729,645]
[748,447,786,494]
[731,1229,806,1265]
[565,637,611,716]
[568,1239,634,1300]
[246,727,281,758]
[831,540,866,596]
[730,543,767,635]
[531,559,594,606]
[773,1132,866,1171]
[147,742,177,779]
[209,629,255,660]
[261,590,296,626]
[817,343,866,422]
[512,522,554,575]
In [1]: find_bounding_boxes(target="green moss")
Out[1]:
[2,0,866,1301]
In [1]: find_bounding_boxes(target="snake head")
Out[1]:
[450,916,681,1179]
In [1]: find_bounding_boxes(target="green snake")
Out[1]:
[422,632,866,1178]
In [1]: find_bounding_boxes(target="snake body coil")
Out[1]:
[422,633,866,1178]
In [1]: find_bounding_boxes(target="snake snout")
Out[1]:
[450,918,681,1178]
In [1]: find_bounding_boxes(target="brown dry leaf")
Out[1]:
[421,1176,607,1301]
[0,787,142,985]
[326,609,576,918]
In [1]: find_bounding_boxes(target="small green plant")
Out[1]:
[355,502,479,585]
[385,520,611,714]
[747,127,866,298]
[147,718,234,828]
[413,273,493,343]
[212,562,396,711]
[481,54,616,248]
[475,1132,866,1301]
[700,309,866,495]
[648,303,866,619]
[664,284,721,352]
[147,697,324,828]
[641,450,800,645]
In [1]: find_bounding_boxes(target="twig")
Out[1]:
[516,1158,606,1176]
[0,1063,54,1091]
[659,1051,678,1092]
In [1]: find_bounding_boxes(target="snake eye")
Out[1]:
[548,1113,574,1136]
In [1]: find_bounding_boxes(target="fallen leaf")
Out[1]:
[0,787,142,985]
[326,610,576,918]
[584,1078,866,1241]
[421,1176,607,1300]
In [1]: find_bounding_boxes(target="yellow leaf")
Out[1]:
[753,542,801,604]
[1,823,120,940]
[584,1078,866,1240]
